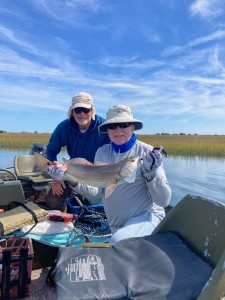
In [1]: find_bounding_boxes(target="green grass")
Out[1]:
[0,133,225,157]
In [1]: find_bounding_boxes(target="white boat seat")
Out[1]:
[153,194,225,300]
[14,155,52,184]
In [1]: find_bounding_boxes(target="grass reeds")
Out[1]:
[0,133,50,150]
[0,133,225,157]
[137,134,225,157]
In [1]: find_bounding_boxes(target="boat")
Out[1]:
[0,153,52,203]
[0,154,225,299]
[153,194,225,300]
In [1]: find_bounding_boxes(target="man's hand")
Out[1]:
[51,180,66,196]
[48,165,64,181]
[47,161,68,195]
[47,161,68,181]
[141,147,164,182]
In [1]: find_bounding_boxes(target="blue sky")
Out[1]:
[0,0,225,135]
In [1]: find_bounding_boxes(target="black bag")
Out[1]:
[47,231,213,300]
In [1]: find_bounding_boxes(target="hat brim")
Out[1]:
[98,117,143,133]
[71,103,92,109]
[67,105,96,121]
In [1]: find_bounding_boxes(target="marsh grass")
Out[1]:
[0,133,50,150]
[0,133,225,157]
[137,134,225,157]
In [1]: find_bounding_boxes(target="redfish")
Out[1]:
[33,153,140,198]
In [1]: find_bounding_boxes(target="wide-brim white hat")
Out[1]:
[98,105,143,133]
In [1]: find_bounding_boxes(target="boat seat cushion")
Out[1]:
[53,231,213,300]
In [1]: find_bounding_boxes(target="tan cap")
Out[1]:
[68,92,96,120]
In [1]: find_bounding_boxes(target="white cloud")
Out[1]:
[34,0,106,26]
[188,30,225,47]
[0,25,39,54]
[190,0,225,18]
[99,56,164,70]
[212,47,225,74]
[0,47,63,78]
[163,30,225,58]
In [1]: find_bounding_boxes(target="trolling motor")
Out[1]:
[29,142,47,156]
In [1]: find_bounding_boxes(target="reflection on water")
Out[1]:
[1,150,225,206]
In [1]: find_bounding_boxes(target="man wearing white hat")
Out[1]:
[48,104,171,242]
[45,92,110,211]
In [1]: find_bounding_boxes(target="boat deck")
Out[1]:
[19,268,56,300]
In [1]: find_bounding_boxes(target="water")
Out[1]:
[163,156,225,206]
[0,149,224,206]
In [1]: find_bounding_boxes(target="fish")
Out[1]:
[33,152,141,198]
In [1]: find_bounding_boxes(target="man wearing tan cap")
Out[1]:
[45,92,110,211]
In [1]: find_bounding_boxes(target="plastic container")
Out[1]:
[66,197,105,215]
[0,237,33,298]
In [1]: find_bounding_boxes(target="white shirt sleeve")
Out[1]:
[145,165,171,207]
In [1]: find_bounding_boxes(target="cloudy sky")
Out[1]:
[0,0,225,134]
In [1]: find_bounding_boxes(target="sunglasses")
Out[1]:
[73,107,91,114]
[107,122,133,130]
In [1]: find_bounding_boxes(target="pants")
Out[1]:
[109,211,165,243]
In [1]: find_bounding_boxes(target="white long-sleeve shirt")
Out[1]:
[73,140,171,231]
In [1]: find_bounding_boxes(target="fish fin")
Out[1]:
[105,183,117,198]
[68,157,93,166]
[124,173,136,183]
[120,156,140,183]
